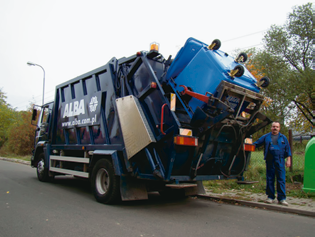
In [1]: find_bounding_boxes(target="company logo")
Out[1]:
[227,96,239,109]
[63,99,85,118]
[89,96,98,112]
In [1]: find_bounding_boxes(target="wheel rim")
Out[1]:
[37,159,45,177]
[96,168,110,195]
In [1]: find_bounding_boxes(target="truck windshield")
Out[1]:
[41,107,50,124]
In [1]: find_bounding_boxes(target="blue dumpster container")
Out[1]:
[166,37,259,113]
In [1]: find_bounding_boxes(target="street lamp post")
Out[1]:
[27,61,45,105]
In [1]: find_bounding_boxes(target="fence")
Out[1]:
[249,148,305,172]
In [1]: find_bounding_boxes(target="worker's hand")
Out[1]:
[285,157,291,167]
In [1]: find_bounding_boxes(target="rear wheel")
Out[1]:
[36,153,49,182]
[91,159,120,204]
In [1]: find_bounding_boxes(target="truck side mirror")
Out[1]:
[32,109,37,121]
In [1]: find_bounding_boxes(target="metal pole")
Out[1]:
[27,62,45,105]
[289,129,293,172]
[38,65,45,106]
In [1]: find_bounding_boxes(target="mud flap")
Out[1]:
[120,176,148,201]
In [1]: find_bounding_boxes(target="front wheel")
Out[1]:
[36,153,49,182]
[91,159,120,204]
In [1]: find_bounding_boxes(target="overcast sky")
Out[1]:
[0,0,309,110]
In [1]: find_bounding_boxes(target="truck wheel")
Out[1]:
[37,153,49,182]
[91,159,120,204]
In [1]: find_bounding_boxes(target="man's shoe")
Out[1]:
[278,200,289,206]
[265,198,274,204]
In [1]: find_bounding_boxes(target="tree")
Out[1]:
[243,49,291,138]
[262,2,314,131]
[5,109,35,155]
[1,93,36,156]
[0,89,15,148]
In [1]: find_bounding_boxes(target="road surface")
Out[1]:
[0,160,314,237]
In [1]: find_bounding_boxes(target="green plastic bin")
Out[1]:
[303,137,315,193]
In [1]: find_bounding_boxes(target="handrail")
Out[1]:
[160,103,167,135]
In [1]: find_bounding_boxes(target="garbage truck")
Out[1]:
[31,37,271,204]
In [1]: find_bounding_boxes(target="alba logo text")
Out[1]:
[89,96,98,112]
[63,99,85,118]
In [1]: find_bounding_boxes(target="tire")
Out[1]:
[36,153,49,182]
[259,76,270,88]
[236,52,248,63]
[211,39,221,50]
[91,159,120,204]
[234,65,245,77]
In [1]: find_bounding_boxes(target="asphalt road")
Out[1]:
[0,160,314,237]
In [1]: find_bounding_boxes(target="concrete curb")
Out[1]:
[0,157,31,165]
[197,194,315,218]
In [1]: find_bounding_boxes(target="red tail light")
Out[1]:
[243,144,255,152]
[174,136,198,146]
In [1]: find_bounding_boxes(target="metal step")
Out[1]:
[165,183,197,189]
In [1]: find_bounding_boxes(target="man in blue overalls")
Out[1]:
[254,121,292,206]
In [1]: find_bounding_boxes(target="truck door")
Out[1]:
[35,103,53,144]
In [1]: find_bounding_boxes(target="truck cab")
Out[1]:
[31,102,53,167]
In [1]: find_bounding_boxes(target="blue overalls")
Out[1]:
[266,140,286,201]
[253,132,291,201]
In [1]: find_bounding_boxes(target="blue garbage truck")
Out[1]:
[31,38,271,204]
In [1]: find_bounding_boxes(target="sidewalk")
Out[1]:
[1,157,314,217]
[199,188,315,217]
